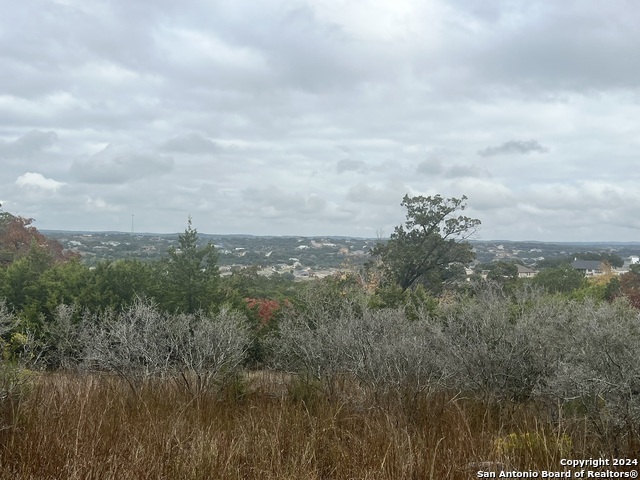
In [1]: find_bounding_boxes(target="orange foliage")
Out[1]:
[0,210,74,265]
[245,298,283,325]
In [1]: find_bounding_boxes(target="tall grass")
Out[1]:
[0,372,635,480]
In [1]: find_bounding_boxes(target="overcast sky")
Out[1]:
[2,0,639,241]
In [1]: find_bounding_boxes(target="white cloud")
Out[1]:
[85,196,122,213]
[15,172,65,192]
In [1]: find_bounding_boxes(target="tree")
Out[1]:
[372,194,480,293]
[159,217,220,313]
[486,261,519,286]
[532,264,585,294]
[618,267,640,309]
[1,243,55,311]
[83,259,156,312]
[0,204,72,266]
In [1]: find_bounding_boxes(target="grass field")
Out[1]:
[0,372,637,479]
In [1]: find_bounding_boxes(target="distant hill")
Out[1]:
[41,230,640,271]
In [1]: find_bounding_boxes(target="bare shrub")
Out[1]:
[268,290,445,393]
[82,300,173,380]
[540,297,640,436]
[346,308,445,393]
[81,299,250,394]
[267,299,358,381]
[437,284,566,401]
[437,285,640,438]
[45,304,82,370]
[269,280,640,439]
[168,308,251,395]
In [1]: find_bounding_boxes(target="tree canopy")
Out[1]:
[532,264,585,294]
[0,205,71,266]
[372,194,480,292]
[159,217,220,313]
[485,261,519,286]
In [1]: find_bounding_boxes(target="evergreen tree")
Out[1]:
[160,217,220,313]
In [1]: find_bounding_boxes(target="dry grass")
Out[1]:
[0,372,636,479]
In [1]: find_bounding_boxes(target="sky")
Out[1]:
[2,0,639,241]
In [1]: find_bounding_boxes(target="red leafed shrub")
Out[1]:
[245,298,283,325]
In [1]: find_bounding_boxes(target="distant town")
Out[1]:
[43,230,640,280]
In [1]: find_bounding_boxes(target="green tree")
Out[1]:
[1,242,54,310]
[159,217,220,313]
[37,259,91,315]
[486,261,519,286]
[534,258,564,269]
[532,264,585,294]
[84,259,157,311]
[371,194,480,293]
[0,242,57,330]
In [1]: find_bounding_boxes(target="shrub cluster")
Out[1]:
[269,282,640,437]
[2,280,640,438]
[7,299,250,395]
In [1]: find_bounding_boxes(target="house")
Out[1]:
[619,256,640,274]
[516,265,537,278]
[570,260,605,276]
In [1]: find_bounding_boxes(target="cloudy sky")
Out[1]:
[2,0,639,241]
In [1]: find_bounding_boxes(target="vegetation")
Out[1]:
[0,372,632,480]
[371,194,480,293]
[0,205,72,266]
[2,199,640,476]
[160,217,220,313]
[531,263,586,294]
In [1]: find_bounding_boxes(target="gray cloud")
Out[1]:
[1,1,639,241]
[336,159,367,173]
[70,145,174,184]
[416,159,444,175]
[243,186,327,217]
[161,133,221,155]
[0,130,57,158]
[416,159,488,179]
[444,164,490,179]
[347,182,408,206]
[468,2,640,94]
[478,140,549,157]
